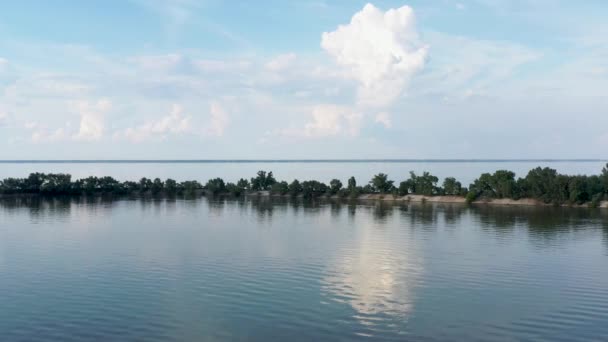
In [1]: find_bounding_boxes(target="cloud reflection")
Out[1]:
[321,206,422,327]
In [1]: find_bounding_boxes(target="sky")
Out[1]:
[0,0,606,159]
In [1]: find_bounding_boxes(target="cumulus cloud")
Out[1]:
[265,53,297,71]
[321,3,428,107]
[204,102,230,137]
[114,104,191,142]
[304,105,362,137]
[71,99,111,141]
[23,120,72,144]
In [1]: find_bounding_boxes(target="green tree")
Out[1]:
[288,179,303,196]
[329,179,343,195]
[465,190,478,204]
[123,181,139,194]
[0,178,24,194]
[25,173,45,193]
[398,181,409,196]
[251,171,277,191]
[151,178,164,195]
[469,170,518,199]
[442,177,462,196]
[492,170,517,198]
[236,178,250,190]
[226,182,245,196]
[347,177,357,191]
[602,163,608,194]
[138,178,153,193]
[407,171,439,196]
[82,176,100,195]
[40,174,72,194]
[523,167,561,203]
[370,173,394,193]
[181,180,202,195]
[362,184,374,194]
[225,178,249,196]
[301,180,327,198]
[271,181,289,195]
[205,178,226,195]
[165,179,178,194]
[98,176,123,194]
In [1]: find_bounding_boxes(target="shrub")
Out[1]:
[465,191,478,204]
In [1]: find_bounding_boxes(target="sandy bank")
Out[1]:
[245,191,608,209]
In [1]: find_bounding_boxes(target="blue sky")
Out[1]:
[0,0,606,159]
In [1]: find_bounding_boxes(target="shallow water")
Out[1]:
[1,196,607,341]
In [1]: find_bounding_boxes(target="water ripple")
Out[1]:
[0,198,607,341]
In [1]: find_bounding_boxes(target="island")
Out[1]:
[1,164,607,208]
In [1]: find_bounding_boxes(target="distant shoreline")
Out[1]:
[2,191,607,210]
[245,192,608,209]
[2,166,607,209]
[0,159,606,164]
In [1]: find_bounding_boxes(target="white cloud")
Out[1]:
[303,104,362,137]
[71,99,111,141]
[114,104,191,142]
[31,127,69,143]
[321,3,428,107]
[204,102,230,137]
[24,120,72,144]
[265,53,297,71]
[375,112,392,128]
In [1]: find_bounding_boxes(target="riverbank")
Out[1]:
[2,189,607,209]
[2,166,607,209]
[244,191,608,209]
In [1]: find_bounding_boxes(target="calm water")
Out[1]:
[0,196,607,341]
[0,160,605,186]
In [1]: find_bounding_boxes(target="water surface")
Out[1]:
[1,196,607,341]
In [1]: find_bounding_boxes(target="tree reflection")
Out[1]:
[404,203,440,227]
[441,204,466,225]
[371,202,393,222]
[248,196,275,222]
[0,196,72,221]
[1,196,607,254]
[330,202,342,219]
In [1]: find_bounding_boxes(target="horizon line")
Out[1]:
[0,159,606,164]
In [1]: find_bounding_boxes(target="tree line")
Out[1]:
[1,165,607,207]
